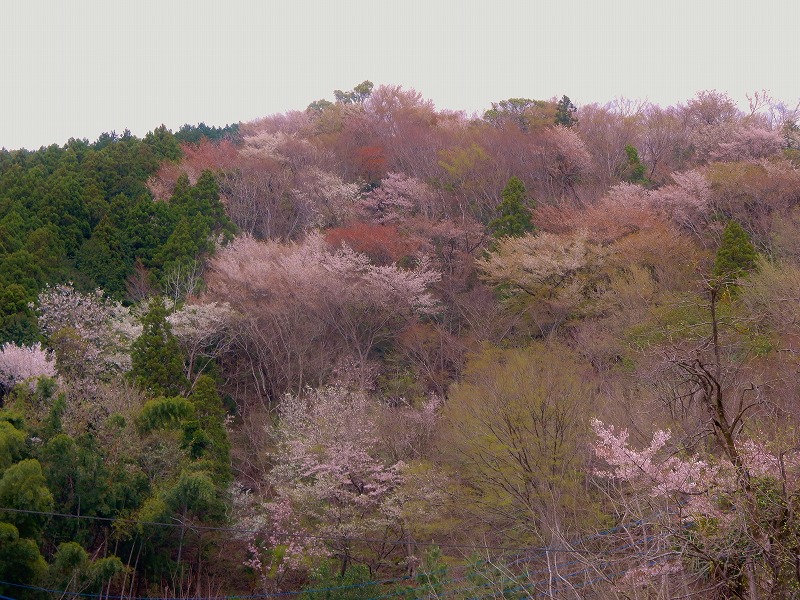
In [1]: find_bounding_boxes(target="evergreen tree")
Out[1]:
[143,125,182,162]
[333,80,374,104]
[713,220,758,287]
[489,176,535,239]
[0,459,54,538]
[0,284,38,345]
[186,375,231,483]
[622,144,649,185]
[76,216,130,297]
[129,297,187,397]
[555,95,577,127]
[0,522,48,593]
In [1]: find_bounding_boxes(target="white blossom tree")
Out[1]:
[358,172,435,224]
[593,419,800,599]
[167,301,238,389]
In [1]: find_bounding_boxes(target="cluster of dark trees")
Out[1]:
[0,124,235,345]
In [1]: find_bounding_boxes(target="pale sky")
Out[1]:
[3,0,799,150]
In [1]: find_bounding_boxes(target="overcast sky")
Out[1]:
[3,0,798,150]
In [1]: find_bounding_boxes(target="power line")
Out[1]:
[0,506,677,599]
[0,527,672,600]
[0,505,649,554]
[0,578,389,600]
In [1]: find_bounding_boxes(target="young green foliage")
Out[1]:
[441,343,600,545]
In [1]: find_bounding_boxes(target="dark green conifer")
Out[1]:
[489,176,535,239]
[186,375,231,482]
[622,144,649,185]
[554,95,577,127]
[129,297,187,397]
[713,220,758,288]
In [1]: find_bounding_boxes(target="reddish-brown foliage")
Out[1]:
[324,222,420,265]
[147,139,240,200]
[355,145,388,184]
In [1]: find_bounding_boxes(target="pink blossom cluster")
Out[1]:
[541,125,592,180]
[264,386,407,571]
[593,419,800,522]
[603,170,712,232]
[592,419,719,516]
[0,342,57,389]
[710,126,784,162]
[213,232,440,316]
[293,167,361,227]
[358,172,435,224]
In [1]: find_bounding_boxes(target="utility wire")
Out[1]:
[0,505,651,554]
[0,530,670,600]
[0,509,676,600]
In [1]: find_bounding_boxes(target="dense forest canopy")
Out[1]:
[2,83,800,598]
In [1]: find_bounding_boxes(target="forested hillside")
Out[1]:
[2,83,800,598]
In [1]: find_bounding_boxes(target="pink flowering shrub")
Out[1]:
[206,233,440,396]
[603,170,714,236]
[592,420,720,516]
[358,172,435,224]
[710,126,784,162]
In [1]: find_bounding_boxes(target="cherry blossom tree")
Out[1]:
[205,234,440,402]
[0,342,56,392]
[680,90,742,163]
[167,301,238,389]
[358,172,435,224]
[245,386,407,580]
[598,170,715,239]
[537,125,592,199]
[593,419,800,599]
[293,168,361,227]
[710,126,783,162]
[37,284,139,384]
